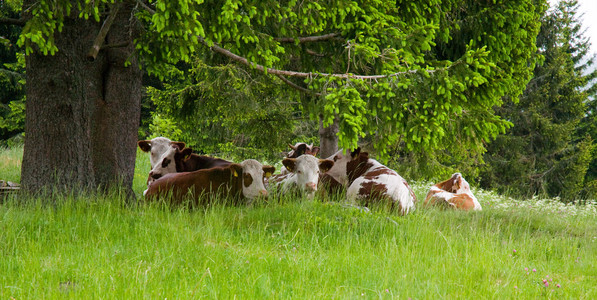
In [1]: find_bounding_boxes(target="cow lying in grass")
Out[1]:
[424,173,481,211]
[325,148,417,214]
[144,159,275,206]
[270,154,334,199]
[138,137,186,169]
[147,144,232,185]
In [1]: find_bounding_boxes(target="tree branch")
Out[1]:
[101,42,130,50]
[0,17,26,26]
[86,2,123,61]
[199,36,426,80]
[136,0,156,14]
[276,74,321,96]
[274,33,341,43]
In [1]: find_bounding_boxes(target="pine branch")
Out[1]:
[276,74,321,96]
[86,2,123,61]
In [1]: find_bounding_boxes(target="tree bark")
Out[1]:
[21,3,141,195]
[318,115,339,159]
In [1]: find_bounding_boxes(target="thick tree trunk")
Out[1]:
[318,115,339,159]
[21,3,141,195]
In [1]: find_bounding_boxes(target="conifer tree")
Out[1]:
[480,0,596,201]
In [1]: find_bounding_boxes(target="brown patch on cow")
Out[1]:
[309,146,320,157]
[174,148,232,173]
[364,167,395,178]
[347,152,373,184]
[357,180,396,211]
[437,173,462,193]
[318,173,343,197]
[171,142,186,150]
[243,173,253,188]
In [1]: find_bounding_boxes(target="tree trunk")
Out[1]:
[21,3,141,195]
[318,115,339,159]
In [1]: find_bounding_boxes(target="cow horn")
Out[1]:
[288,143,297,150]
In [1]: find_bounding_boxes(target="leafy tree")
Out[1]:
[480,0,596,201]
[2,0,543,193]
[0,0,25,146]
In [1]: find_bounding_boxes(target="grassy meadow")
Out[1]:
[1,147,597,298]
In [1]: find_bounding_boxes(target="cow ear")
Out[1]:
[138,140,151,152]
[350,147,361,158]
[181,148,193,159]
[282,158,297,172]
[310,146,320,157]
[171,141,186,150]
[318,159,334,173]
[230,164,243,177]
[262,166,276,178]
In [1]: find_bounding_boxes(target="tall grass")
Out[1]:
[1,147,596,298]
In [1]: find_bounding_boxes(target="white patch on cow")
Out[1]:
[141,137,173,169]
[240,159,269,200]
[346,159,415,214]
[147,144,179,185]
[322,149,351,186]
[278,155,326,199]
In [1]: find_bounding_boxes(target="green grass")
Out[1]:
[1,147,597,298]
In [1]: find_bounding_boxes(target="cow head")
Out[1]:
[323,148,361,186]
[287,143,321,158]
[446,173,471,194]
[231,159,275,200]
[147,143,187,185]
[138,137,186,169]
[283,155,334,196]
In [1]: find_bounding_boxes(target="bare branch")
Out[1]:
[306,49,325,57]
[276,74,321,96]
[274,33,341,43]
[86,2,123,61]
[136,0,156,14]
[101,42,130,50]
[199,36,428,80]
[0,17,26,26]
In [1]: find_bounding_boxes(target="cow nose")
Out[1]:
[259,189,269,198]
[305,182,317,192]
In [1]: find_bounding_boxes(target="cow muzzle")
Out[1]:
[305,182,317,192]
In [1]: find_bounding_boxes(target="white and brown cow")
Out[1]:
[145,159,275,206]
[271,155,334,199]
[325,148,417,214]
[147,145,232,185]
[424,173,481,211]
[138,137,186,169]
[286,142,320,158]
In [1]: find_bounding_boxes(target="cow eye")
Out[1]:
[333,156,339,162]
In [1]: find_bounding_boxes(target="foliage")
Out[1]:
[480,0,596,201]
[146,60,313,162]
[0,2,25,145]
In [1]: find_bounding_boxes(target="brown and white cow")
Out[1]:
[270,155,334,199]
[325,148,417,214]
[138,137,186,169]
[286,142,320,158]
[144,159,275,206]
[147,145,232,185]
[424,173,481,211]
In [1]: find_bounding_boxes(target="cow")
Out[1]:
[270,155,334,199]
[424,173,482,211]
[286,142,320,158]
[325,148,417,215]
[138,137,186,169]
[144,159,275,206]
[147,145,232,185]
